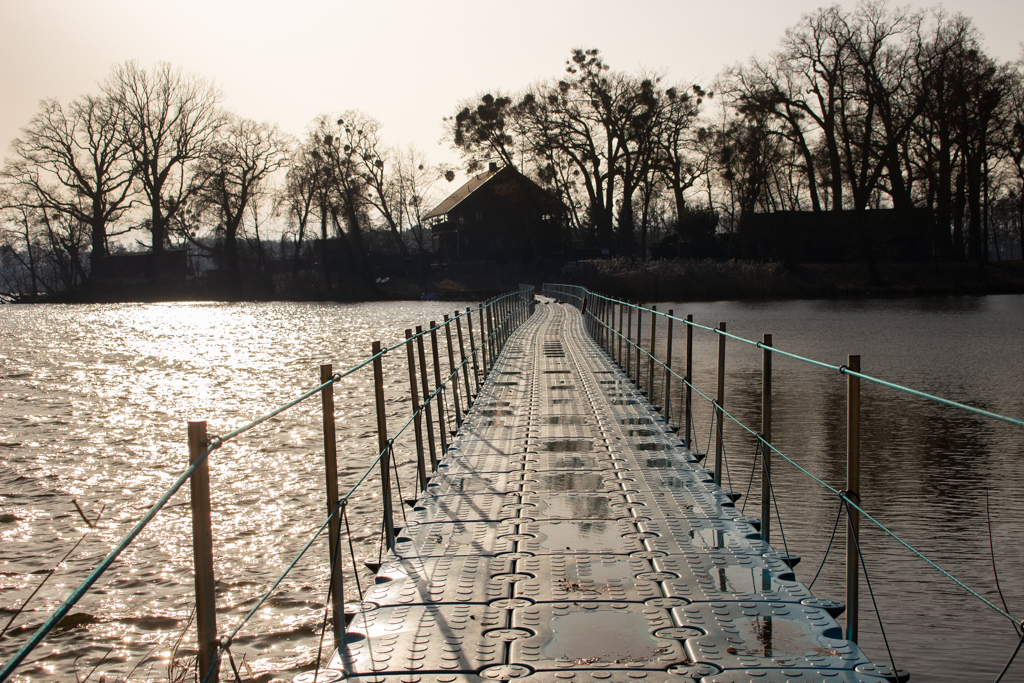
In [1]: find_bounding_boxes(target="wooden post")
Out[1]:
[504,296,511,344]
[495,298,502,349]
[467,308,481,393]
[605,300,612,353]
[501,297,509,347]
[648,305,657,397]
[636,305,644,389]
[602,299,609,351]
[760,336,772,545]
[617,302,624,368]
[404,331,427,491]
[188,420,219,683]
[320,365,345,646]
[626,303,633,380]
[456,313,472,408]
[371,341,395,551]
[714,322,726,486]
[429,322,449,454]
[846,354,861,643]
[486,306,495,367]
[444,315,462,428]
[501,296,508,348]
[664,311,674,421]
[685,315,693,449]
[415,327,438,470]
[479,306,490,377]
[495,298,503,350]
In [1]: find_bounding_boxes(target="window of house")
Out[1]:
[475,210,483,222]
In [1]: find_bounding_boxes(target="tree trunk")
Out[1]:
[787,108,822,212]
[291,223,306,278]
[983,157,993,262]
[672,180,686,223]
[90,201,107,261]
[824,125,844,211]
[966,151,984,266]
[935,127,953,259]
[1019,188,1024,261]
[618,184,636,256]
[952,160,966,260]
[319,199,331,289]
[151,211,166,254]
[224,226,240,298]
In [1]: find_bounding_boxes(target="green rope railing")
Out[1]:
[550,283,1021,628]
[0,287,535,683]
[545,283,1024,428]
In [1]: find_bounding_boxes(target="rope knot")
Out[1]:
[207,435,223,448]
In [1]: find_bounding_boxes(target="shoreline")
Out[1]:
[8,258,1024,305]
[555,258,1024,304]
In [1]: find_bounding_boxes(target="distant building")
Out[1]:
[424,163,567,263]
[740,209,940,263]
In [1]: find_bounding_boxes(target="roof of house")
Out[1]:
[423,165,565,221]
[423,167,500,220]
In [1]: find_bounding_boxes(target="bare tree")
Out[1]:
[654,85,708,221]
[999,62,1024,255]
[2,94,135,259]
[192,115,289,289]
[280,142,320,277]
[449,49,710,256]
[392,145,452,255]
[104,61,223,260]
[0,188,45,296]
[334,111,408,256]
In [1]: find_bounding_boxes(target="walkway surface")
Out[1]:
[326,300,893,683]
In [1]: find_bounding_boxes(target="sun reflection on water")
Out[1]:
[0,300,469,681]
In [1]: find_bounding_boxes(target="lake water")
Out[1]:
[1,295,1023,682]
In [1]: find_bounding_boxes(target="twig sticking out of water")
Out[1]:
[0,501,106,640]
[73,499,106,529]
[76,643,115,683]
[241,656,255,681]
[166,605,197,683]
[986,490,1020,638]
[121,641,165,682]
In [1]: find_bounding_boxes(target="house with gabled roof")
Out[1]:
[424,163,567,263]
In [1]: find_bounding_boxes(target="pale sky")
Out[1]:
[2,0,1022,174]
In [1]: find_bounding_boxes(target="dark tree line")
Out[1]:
[448,49,709,257]
[726,3,1024,265]
[4,4,1023,298]
[1,62,452,297]
[448,3,1024,265]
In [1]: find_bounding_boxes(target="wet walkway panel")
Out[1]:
[326,300,897,683]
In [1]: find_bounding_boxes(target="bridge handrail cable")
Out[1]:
[0,287,533,683]
[544,283,1021,628]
